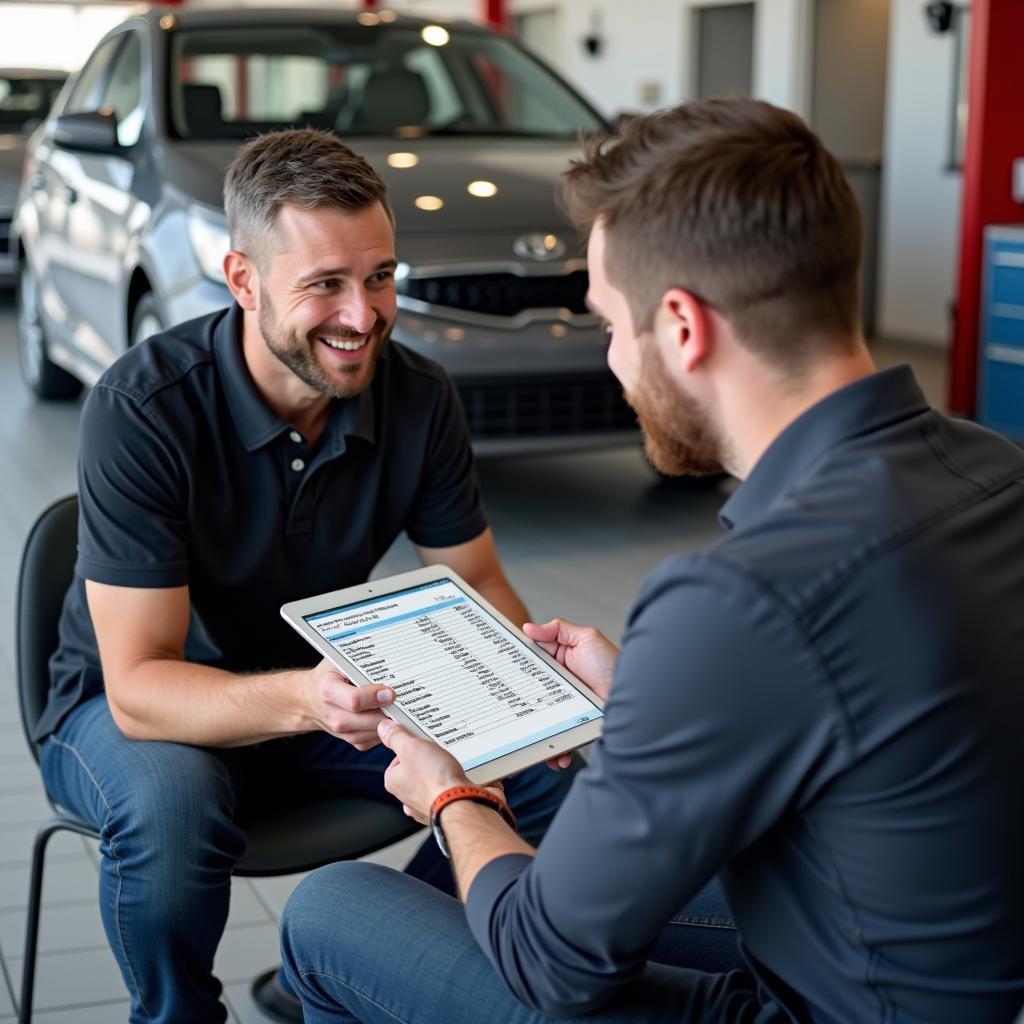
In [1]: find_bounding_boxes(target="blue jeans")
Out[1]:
[281,864,755,1023]
[38,694,580,1024]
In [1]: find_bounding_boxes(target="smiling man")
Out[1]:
[32,129,577,1024]
[280,100,1024,1023]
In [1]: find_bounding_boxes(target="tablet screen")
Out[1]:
[304,578,603,771]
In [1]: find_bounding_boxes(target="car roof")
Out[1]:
[139,5,483,33]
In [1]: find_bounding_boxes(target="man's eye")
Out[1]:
[369,271,395,284]
[312,279,339,290]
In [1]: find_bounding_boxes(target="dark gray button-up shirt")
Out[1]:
[38,304,487,741]
[467,367,1024,1022]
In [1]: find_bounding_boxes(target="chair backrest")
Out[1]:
[17,495,79,762]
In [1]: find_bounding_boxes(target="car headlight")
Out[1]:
[187,205,230,283]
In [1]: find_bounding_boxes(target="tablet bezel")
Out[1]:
[280,564,603,784]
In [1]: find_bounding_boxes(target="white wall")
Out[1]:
[877,0,964,346]
[0,4,133,72]
[394,0,811,117]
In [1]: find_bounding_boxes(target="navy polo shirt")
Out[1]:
[37,304,487,741]
[466,367,1024,1022]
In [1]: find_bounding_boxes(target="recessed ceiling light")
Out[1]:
[387,152,420,169]
[415,195,444,211]
[421,25,450,47]
[467,180,498,198]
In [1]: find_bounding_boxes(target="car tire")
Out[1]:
[131,292,165,348]
[17,260,83,400]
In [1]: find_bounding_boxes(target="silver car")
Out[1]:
[14,7,636,453]
[0,68,66,281]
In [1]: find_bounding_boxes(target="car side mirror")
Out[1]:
[51,110,119,153]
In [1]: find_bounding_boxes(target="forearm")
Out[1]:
[443,800,535,900]
[108,659,310,747]
[477,579,530,629]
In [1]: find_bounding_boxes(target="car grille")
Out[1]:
[0,216,11,256]
[456,373,636,439]
[401,270,589,318]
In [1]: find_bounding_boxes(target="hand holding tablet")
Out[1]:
[281,566,604,783]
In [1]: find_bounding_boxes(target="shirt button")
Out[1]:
[289,430,302,443]
[291,458,305,472]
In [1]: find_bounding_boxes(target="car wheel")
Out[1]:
[131,292,164,348]
[16,261,83,400]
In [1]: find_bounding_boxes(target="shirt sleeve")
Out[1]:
[465,553,848,1017]
[405,373,488,549]
[75,383,190,588]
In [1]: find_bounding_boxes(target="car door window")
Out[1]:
[63,35,123,115]
[98,31,144,146]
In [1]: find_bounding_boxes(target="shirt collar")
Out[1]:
[719,365,930,532]
[214,303,379,453]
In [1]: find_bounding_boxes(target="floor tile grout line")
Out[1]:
[0,945,16,1019]
[247,881,283,925]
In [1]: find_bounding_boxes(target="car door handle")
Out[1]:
[63,186,78,205]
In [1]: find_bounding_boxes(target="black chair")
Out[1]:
[16,495,420,1022]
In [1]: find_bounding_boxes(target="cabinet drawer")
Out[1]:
[979,355,1024,440]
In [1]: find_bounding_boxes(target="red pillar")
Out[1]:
[481,0,507,32]
[949,0,1024,415]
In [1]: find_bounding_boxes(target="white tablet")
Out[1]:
[281,565,603,783]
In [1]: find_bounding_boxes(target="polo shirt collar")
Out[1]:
[213,304,379,453]
[719,365,929,531]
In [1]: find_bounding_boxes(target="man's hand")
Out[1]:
[523,618,619,770]
[378,719,497,824]
[523,619,618,702]
[303,659,394,750]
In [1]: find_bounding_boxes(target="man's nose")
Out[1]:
[339,286,377,335]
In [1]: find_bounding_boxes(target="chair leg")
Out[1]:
[18,819,81,1024]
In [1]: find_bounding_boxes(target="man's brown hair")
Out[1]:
[562,98,863,370]
[224,128,393,266]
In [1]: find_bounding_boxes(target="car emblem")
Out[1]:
[513,233,567,261]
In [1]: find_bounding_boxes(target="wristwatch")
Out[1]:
[429,785,517,859]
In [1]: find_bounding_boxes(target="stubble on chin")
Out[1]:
[624,352,725,478]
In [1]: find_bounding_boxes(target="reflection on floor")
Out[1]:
[0,290,949,1020]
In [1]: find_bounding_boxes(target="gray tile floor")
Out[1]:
[0,289,947,1021]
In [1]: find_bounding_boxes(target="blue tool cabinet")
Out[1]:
[978,224,1024,440]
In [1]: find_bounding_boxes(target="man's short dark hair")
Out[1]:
[224,128,393,266]
[562,98,863,371]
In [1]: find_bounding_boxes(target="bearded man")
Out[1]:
[280,100,1024,1023]
[33,129,581,1024]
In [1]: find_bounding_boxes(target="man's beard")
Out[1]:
[625,341,726,477]
[258,286,390,400]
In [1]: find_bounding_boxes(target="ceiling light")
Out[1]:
[415,195,444,211]
[467,180,498,198]
[358,12,381,27]
[387,152,420,169]
[421,25,450,47]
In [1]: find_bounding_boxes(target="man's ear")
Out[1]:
[659,287,711,373]
[223,250,259,311]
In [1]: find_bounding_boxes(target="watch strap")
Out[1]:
[429,785,517,859]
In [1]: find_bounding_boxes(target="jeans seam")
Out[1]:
[299,969,409,1024]
[47,733,154,1022]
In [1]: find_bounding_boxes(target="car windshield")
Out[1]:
[0,74,65,133]
[169,22,604,140]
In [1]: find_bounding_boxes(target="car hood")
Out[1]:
[163,136,583,249]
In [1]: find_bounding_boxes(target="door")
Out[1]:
[693,3,755,99]
[33,32,123,358]
[60,29,146,372]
